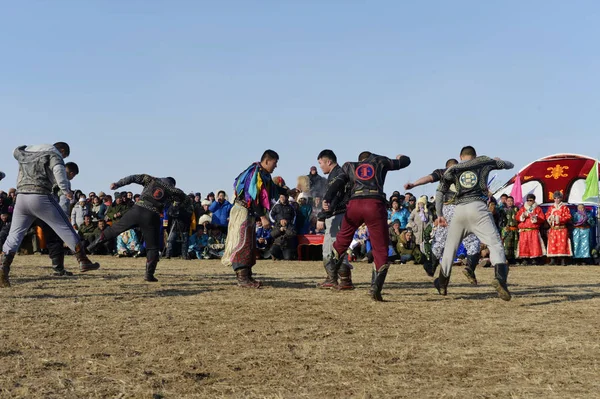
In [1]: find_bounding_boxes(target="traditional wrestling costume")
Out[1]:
[1,145,100,288]
[221,162,285,288]
[316,162,354,290]
[323,153,411,301]
[435,156,514,301]
[425,168,481,283]
[88,174,189,282]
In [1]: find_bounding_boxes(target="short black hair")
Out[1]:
[65,162,79,175]
[317,149,337,163]
[460,146,477,157]
[500,194,508,198]
[218,190,226,196]
[507,196,514,200]
[526,193,536,200]
[53,142,70,157]
[445,158,458,168]
[261,149,279,162]
[358,151,372,161]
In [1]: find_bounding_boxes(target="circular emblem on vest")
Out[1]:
[459,171,478,189]
[355,164,375,181]
[153,188,165,200]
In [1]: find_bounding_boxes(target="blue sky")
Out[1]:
[1,1,599,198]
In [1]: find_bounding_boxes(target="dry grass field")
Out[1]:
[1,255,600,399]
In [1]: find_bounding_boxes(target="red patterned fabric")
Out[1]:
[516,204,546,258]
[546,204,573,257]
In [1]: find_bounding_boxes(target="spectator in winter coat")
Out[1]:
[209,190,232,231]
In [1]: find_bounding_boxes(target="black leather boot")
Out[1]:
[335,260,355,290]
[423,255,439,277]
[145,251,159,282]
[434,271,450,296]
[369,264,389,302]
[75,243,100,272]
[51,252,73,276]
[235,267,261,288]
[491,263,511,301]
[0,252,15,288]
[462,254,479,285]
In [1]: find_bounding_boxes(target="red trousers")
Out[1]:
[333,198,389,270]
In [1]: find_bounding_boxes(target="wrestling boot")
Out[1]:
[145,253,159,282]
[423,255,439,277]
[75,243,100,272]
[368,264,390,302]
[434,271,450,296]
[247,267,262,288]
[236,267,261,288]
[491,263,511,301]
[0,252,15,288]
[51,252,73,276]
[334,261,355,290]
[317,249,345,288]
[462,254,479,286]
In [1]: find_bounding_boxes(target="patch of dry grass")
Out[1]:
[1,255,599,398]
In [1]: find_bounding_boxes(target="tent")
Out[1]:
[494,153,600,204]
[494,153,600,251]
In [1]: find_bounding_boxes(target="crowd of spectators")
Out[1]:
[1,166,599,266]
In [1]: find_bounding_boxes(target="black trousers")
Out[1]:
[99,206,161,261]
[34,219,64,259]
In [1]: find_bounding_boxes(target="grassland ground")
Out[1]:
[1,255,599,398]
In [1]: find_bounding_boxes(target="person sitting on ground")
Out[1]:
[78,215,98,248]
[256,218,273,259]
[203,225,226,259]
[116,229,141,257]
[188,226,209,260]
[396,228,424,264]
[270,218,297,260]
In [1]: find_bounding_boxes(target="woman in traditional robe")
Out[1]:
[515,193,546,265]
[572,204,594,264]
[545,191,572,265]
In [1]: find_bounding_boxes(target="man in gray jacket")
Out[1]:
[0,142,100,287]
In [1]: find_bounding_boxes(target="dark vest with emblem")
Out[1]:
[443,156,497,205]
[137,179,174,213]
[342,154,395,202]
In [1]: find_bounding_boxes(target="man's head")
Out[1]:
[500,194,508,204]
[0,213,9,223]
[195,226,205,236]
[313,196,321,206]
[207,192,215,202]
[279,218,288,227]
[405,228,413,240]
[358,151,372,162]
[201,199,211,210]
[88,192,96,199]
[134,194,141,202]
[115,196,122,204]
[391,199,399,210]
[279,194,288,204]
[217,190,226,203]
[392,219,400,230]
[64,162,79,180]
[445,158,459,168]
[83,215,92,225]
[162,177,176,187]
[194,194,201,203]
[459,146,477,161]
[507,196,514,207]
[127,192,133,199]
[526,193,536,203]
[97,220,106,230]
[317,149,338,174]
[309,166,318,176]
[53,142,70,158]
[260,149,279,173]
